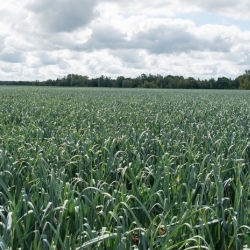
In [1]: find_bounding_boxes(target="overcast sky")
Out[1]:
[0,0,250,81]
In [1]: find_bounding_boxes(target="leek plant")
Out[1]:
[0,87,250,249]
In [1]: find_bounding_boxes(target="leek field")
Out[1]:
[1,87,250,249]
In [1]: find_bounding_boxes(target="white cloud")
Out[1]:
[0,48,26,63]
[0,0,249,81]
[182,0,250,20]
[25,0,98,32]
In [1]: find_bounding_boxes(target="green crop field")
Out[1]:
[0,86,250,249]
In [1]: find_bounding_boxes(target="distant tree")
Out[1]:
[122,79,133,88]
[176,76,185,88]
[239,71,250,89]
[69,74,88,86]
[245,70,250,75]
[162,76,170,88]
[46,79,54,86]
[232,76,241,89]
[208,78,216,89]
[91,78,98,87]
[199,79,210,89]
[143,80,157,88]
[4,70,250,90]
[155,75,163,88]
[98,75,105,87]
[141,73,148,84]
[133,77,142,88]
[185,77,198,89]
[164,75,175,88]
[115,76,125,88]
[147,74,157,82]
[217,77,231,89]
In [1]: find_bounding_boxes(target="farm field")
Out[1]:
[0,86,250,249]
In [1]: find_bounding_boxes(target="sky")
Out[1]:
[0,0,250,81]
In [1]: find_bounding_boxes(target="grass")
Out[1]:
[0,86,250,249]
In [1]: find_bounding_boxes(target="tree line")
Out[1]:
[1,70,250,89]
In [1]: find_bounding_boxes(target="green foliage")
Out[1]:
[0,87,250,249]
[239,73,250,90]
[1,70,250,89]
[122,79,133,88]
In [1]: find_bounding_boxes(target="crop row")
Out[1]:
[0,87,250,249]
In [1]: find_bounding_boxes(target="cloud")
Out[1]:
[131,23,232,54]
[83,24,126,51]
[0,49,26,63]
[25,0,99,32]
[100,0,250,21]
[238,53,250,65]
[178,0,250,21]
[37,52,60,66]
[85,19,234,55]
[99,0,197,17]
[0,0,249,81]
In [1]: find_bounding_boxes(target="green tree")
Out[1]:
[98,75,105,87]
[208,78,216,89]
[122,79,133,88]
[217,77,231,89]
[155,75,163,88]
[239,71,250,89]
[185,77,198,89]
[133,77,142,88]
[143,80,157,88]
[115,76,125,88]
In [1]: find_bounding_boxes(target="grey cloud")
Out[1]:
[84,24,126,51]
[58,60,69,69]
[26,0,98,32]
[238,54,250,65]
[33,52,69,69]
[181,0,250,20]
[0,65,17,73]
[132,26,198,54]
[110,49,147,69]
[111,50,141,63]
[85,23,233,54]
[38,53,59,66]
[200,65,218,75]
[102,0,250,21]
[0,35,5,51]
[188,0,243,11]
[0,50,26,63]
[132,25,232,53]
[107,67,122,74]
